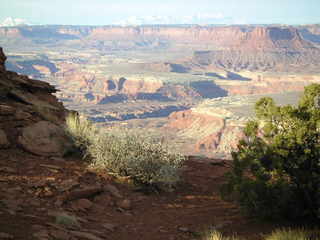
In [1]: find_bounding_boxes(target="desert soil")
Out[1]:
[0,149,285,240]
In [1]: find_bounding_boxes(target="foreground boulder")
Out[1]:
[18,121,72,157]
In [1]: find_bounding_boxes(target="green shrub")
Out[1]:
[65,114,186,190]
[88,131,185,191]
[221,84,320,221]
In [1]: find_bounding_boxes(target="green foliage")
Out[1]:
[88,131,185,191]
[65,114,185,191]
[222,84,320,221]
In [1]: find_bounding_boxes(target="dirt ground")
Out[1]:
[0,149,285,240]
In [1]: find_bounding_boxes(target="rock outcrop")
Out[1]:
[0,47,71,156]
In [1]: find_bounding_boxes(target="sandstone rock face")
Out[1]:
[18,121,72,157]
[167,108,243,157]
[192,27,320,72]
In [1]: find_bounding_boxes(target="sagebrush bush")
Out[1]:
[65,114,185,190]
[88,131,185,190]
[221,84,320,221]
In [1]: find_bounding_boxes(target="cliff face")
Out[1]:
[166,108,246,157]
[193,26,320,72]
[84,25,249,45]
[1,25,316,48]
[0,47,71,156]
[299,25,320,44]
[231,27,313,50]
[1,25,319,72]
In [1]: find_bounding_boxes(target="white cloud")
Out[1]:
[0,17,30,27]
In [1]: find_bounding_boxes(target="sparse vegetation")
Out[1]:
[55,213,80,228]
[221,84,320,221]
[202,229,319,240]
[65,113,186,190]
[65,112,98,156]
[201,230,240,240]
[264,228,320,240]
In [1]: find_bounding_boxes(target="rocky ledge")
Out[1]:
[0,47,71,157]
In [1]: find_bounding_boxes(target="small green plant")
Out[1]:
[55,213,80,228]
[221,84,320,221]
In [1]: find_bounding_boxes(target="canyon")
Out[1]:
[1,24,320,158]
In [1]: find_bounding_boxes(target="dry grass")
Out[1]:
[202,230,240,240]
[264,228,320,240]
[65,113,98,156]
[202,228,320,240]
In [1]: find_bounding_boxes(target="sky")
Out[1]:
[1,0,320,26]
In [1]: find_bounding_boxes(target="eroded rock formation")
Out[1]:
[165,92,301,158]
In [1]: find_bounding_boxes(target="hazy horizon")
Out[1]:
[1,0,320,26]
